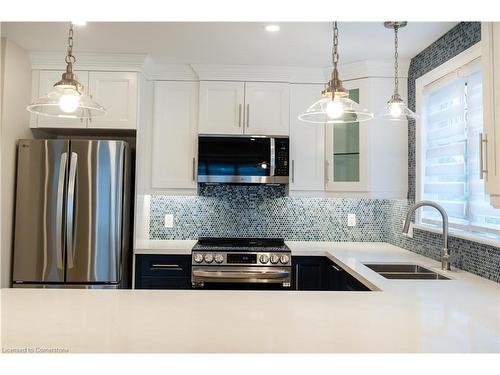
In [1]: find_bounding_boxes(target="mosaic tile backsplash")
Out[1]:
[149,186,500,283]
[150,185,387,241]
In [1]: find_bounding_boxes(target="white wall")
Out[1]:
[0,37,32,288]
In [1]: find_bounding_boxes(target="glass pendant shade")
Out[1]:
[298,95,373,124]
[376,93,418,121]
[27,82,105,119]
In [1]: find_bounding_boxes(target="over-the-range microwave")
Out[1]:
[197,135,289,184]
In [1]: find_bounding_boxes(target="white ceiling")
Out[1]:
[2,22,458,66]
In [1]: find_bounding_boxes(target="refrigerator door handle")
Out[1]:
[66,152,78,269]
[55,152,67,270]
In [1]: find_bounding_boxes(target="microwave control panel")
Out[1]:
[274,138,289,176]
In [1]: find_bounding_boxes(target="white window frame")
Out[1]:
[415,42,500,246]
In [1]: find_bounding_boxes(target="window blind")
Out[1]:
[421,63,500,234]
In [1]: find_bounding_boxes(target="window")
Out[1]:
[419,58,500,237]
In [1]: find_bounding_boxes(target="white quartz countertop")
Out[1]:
[2,242,499,353]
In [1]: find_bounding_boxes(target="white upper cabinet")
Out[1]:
[198,81,245,134]
[481,22,500,208]
[33,70,89,129]
[244,82,290,135]
[151,81,199,189]
[289,84,325,191]
[87,72,138,129]
[30,70,138,130]
[198,81,290,135]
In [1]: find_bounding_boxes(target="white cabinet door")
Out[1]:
[198,81,245,134]
[482,22,500,208]
[34,70,88,129]
[244,82,290,136]
[289,84,325,191]
[87,72,138,129]
[152,81,198,189]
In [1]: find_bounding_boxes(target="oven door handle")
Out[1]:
[192,270,290,279]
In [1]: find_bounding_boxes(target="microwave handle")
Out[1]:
[270,138,276,176]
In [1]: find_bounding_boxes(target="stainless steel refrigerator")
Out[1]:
[12,139,131,288]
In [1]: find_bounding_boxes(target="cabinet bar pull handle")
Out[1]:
[151,264,181,268]
[331,264,341,272]
[192,157,196,181]
[295,264,299,290]
[246,104,250,128]
[238,104,242,127]
[479,132,488,180]
[324,160,329,184]
[291,160,295,183]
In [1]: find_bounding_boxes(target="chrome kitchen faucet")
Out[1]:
[402,201,451,271]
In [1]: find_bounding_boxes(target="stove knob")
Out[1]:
[259,254,269,264]
[270,254,280,264]
[280,254,290,264]
[214,254,224,264]
[194,253,204,263]
[204,254,214,263]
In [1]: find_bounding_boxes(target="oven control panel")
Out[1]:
[192,252,290,266]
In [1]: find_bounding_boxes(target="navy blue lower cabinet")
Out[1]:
[292,256,328,290]
[135,254,192,289]
[292,256,370,291]
[325,258,370,291]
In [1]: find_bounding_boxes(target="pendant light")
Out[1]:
[298,22,373,124]
[27,22,106,119]
[376,21,418,121]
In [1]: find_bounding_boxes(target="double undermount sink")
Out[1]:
[364,263,450,280]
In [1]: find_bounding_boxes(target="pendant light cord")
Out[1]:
[393,25,399,96]
[65,23,76,64]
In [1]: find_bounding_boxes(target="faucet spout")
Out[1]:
[402,200,451,271]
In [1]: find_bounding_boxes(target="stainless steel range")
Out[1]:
[191,237,291,289]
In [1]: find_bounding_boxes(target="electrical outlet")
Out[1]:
[347,213,356,227]
[403,219,413,238]
[164,214,174,228]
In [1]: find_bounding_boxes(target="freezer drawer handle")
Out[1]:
[56,152,67,270]
[66,152,78,269]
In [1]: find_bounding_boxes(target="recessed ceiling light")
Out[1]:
[71,20,87,26]
[264,25,280,32]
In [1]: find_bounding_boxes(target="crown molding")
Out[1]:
[142,57,198,81]
[190,64,327,83]
[28,52,410,83]
[29,51,148,72]
[338,59,410,81]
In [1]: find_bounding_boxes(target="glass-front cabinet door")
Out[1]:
[332,89,360,182]
[326,80,370,192]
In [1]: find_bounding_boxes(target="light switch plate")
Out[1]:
[164,214,174,228]
[347,213,356,227]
